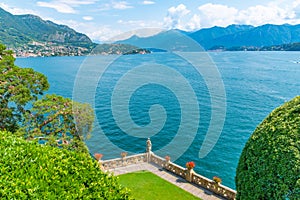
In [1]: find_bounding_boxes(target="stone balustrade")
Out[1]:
[149,153,187,179]
[98,139,236,200]
[192,172,236,200]
[101,153,147,170]
[149,153,165,167]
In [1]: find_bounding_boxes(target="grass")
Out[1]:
[118,170,201,200]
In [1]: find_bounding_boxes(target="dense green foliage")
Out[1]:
[22,94,94,153]
[0,131,131,199]
[0,44,94,152]
[119,171,200,200]
[236,96,300,200]
[0,43,131,198]
[0,44,49,131]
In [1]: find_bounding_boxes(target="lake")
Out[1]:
[16,51,300,189]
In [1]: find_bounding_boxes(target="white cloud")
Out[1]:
[112,1,133,10]
[198,3,238,27]
[47,19,122,42]
[117,19,162,27]
[164,4,190,30]
[37,0,98,13]
[186,14,201,30]
[57,0,98,6]
[98,1,133,11]
[164,1,300,31]
[88,26,122,42]
[0,3,39,15]
[37,1,76,13]
[236,2,300,26]
[141,1,155,5]
[83,16,94,21]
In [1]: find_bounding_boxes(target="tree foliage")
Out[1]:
[0,44,94,153]
[0,131,131,199]
[0,44,49,132]
[236,96,300,200]
[22,94,94,153]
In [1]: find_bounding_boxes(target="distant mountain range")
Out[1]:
[2,6,300,56]
[117,24,300,51]
[0,7,148,57]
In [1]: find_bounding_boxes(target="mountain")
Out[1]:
[207,24,300,49]
[0,8,93,48]
[117,29,204,52]
[117,24,300,51]
[0,7,150,57]
[189,24,254,48]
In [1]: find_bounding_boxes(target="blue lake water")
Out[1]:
[16,51,300,189]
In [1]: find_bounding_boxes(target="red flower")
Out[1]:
[94,153,103,161]
[186,161,195,169]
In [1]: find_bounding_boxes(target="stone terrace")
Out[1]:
[98,139,236,200]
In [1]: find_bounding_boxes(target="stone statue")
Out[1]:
[146,138,152,152]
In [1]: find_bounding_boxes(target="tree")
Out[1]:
[0,44,49,132]
[236,96,300,200]
[22,94,94,153]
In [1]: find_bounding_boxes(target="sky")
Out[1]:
[1,0,300,42]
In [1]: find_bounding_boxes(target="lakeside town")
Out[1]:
[10,41,91,57]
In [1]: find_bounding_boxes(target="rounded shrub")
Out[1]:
[236,96,300,199]
[0,131,131,199]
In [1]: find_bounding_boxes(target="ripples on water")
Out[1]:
[16,51,300,189]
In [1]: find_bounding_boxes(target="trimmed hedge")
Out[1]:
[236,96,300,199]
[0,131,131,199]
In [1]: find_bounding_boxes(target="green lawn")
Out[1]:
[118,170,201,200]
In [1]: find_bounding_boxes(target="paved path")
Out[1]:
[107,162,225,200]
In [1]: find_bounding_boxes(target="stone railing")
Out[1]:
[150,153,187,179]
[149,153,165,167]
[98,138,236,200]
[101,153,147,170]
[192,172,236,200]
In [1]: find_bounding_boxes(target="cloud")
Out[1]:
[164,1,300,31]
[98,1,133,11]
[58,0,98,5]
[164,4,190,30]
[87,26,122,42]
[141,1,155,5]
[43,18,120,41]
[0,3,39,15]
[83,16,94,21]
[112,1,133,10]
[236,2,300,26]
[117,19,161,27]
[197,3,238,27]
[186,14,201,30]
[37,1,76,13]
[37,0,98,13]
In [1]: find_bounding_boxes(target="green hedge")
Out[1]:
[0,131,131,199]
[236,96,300,199]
